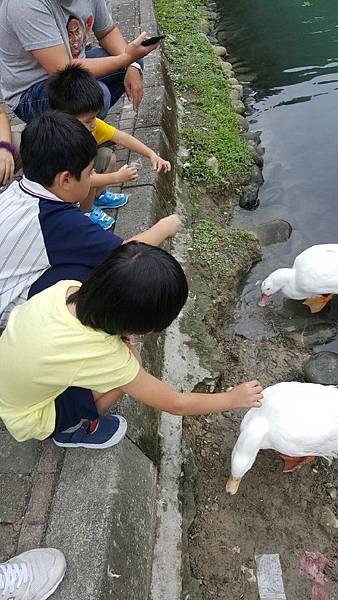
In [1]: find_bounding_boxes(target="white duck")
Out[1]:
[226,381,338,495]
[259,244,338,313]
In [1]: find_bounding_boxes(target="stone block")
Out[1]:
[0,474,29,523]
[37,440,64,474]
[0,432,40,474]
[45,439,157,600]
[25,474,55,524]
[114,185,160,239]
[0,524,18,562]
[17,523,45,554]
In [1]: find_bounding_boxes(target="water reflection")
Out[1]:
[215,0,338,349]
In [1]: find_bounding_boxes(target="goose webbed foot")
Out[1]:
[303,294,333,313]
[280,454,316,473]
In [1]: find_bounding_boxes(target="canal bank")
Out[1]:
[164,1,338,598]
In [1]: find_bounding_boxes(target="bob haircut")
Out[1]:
[48,63,104,116]
[67,241,189,335]
[21,112,97,187]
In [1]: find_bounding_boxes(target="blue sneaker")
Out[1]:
[94,190,128,209]
[86,206,115,230]
[52,415,127,449]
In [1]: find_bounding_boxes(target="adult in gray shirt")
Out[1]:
[0,0,158,123]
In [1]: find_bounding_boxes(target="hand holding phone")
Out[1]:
[141,35,166,47]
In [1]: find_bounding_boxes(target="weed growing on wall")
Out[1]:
[155,0,253,186]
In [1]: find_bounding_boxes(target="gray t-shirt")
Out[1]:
[0,0,113,109]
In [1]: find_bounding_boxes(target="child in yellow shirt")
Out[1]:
[48,65,171,225]
[0,242,263,447]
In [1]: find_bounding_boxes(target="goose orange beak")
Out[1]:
[258,293,270,307]
[226,476,241,495]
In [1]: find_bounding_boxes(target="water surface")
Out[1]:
[216,0,338,346]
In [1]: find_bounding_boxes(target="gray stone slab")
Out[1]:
[0,474,29,523]
[114,185,160,239]
[17,523,45,554]
[135,85,165,129]
[0,524,18,562]
[36,440,64,474]
[0,432,40,474]
[45,438,157,600]
[25,473,55,524]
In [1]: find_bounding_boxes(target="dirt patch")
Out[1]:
[182,276,338,598]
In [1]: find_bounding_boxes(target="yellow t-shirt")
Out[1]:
[0,281,139,442]
[92,118,117,145]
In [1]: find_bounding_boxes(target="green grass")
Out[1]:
[193,219,257,272]
[155,0,253,185]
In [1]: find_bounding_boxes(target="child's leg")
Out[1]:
[52,386,127,449]
[80,147,115,213]
[53,387,98,434]
[92,388,123,414]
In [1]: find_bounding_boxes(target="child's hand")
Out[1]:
[160,214,182,237]
[226,380,263,409]
[116,165,138,183]
[149,152,171,173]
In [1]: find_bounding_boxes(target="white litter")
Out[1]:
[255,554,286,600]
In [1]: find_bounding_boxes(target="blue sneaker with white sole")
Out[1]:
[52,415,127,449]
[86,206,115,230]
[94,190,128,209]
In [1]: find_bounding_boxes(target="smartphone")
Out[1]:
[141,35,165,47]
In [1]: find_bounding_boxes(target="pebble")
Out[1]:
[206,155,219,174]
[253,219,292,246]
[213,45,227,57]
[198,18,210,35]
[236,114,249,132]
[319,506,338,537]
[232,99,246,115]
[246,143,264,167]
[240,183,259,210]
[303,351,338,384]
[241,130,262,144]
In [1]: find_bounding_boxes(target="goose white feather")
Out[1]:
[226,382,338,494]
[259,244,338,305]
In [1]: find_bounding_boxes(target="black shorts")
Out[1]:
[53,387,98,434]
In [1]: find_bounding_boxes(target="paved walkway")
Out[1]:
[0,6,169,599]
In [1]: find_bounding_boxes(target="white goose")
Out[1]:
[226,382,338,495]
[259,244,338,313]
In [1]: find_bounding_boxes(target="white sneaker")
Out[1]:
[0,548,66,600]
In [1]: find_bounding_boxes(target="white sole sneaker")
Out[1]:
[53,416,127,449]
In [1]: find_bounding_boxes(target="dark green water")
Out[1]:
[216,0,338,347]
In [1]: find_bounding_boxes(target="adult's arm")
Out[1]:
[0,106,15,185]
[31,33,158,78]
[97,25,144,110]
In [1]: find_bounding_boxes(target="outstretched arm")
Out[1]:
[125,214,182,246]
[114,130,171,173]
[122,369,263,416]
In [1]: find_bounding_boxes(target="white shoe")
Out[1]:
[0,548,66,600]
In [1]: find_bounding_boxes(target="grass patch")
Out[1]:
[192,219,259,273]
[155,0,253,186]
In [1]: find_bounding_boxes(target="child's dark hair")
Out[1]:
[67,242,189,335]
[48,63,104,115]
[21,112,97,187]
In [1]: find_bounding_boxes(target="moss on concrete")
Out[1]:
[155,0,253,185]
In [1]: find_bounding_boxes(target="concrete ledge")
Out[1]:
[45,439,157,600]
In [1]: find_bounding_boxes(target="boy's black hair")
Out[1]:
[67,241,189,335]
[48,63,104,115]
[21,111,97,187]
